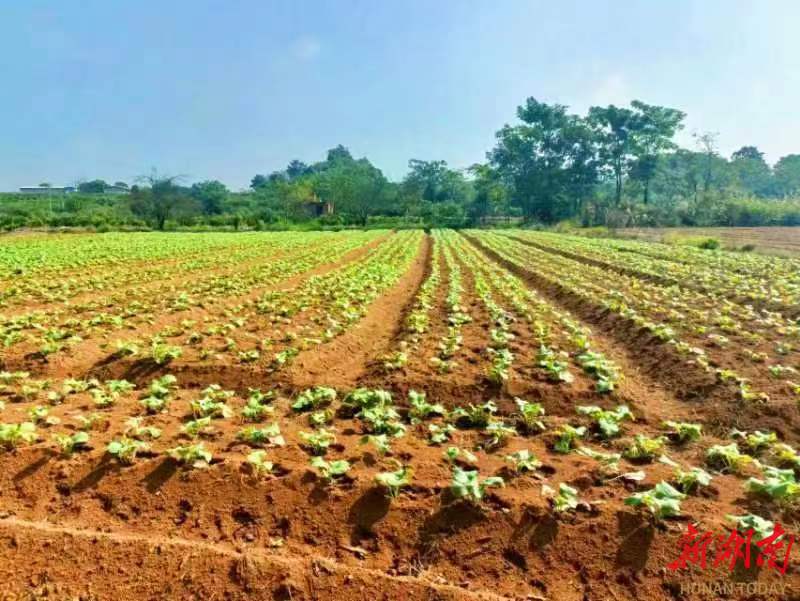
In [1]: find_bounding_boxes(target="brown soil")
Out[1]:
[1,231,799,600]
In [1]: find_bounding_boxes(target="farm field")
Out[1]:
[619,226,800,257]
[0,229,799,600]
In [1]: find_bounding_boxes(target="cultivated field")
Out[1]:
[0,229,799,600]
[620,226,800,256]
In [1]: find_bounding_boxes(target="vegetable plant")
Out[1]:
[625,481,686,520]
[450,467,504,504]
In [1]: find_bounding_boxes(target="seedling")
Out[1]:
[292,386,337,412]
[168,443,212,469]
[310,456,351,481]
[53,431,90,456]
[450,467,504,503]
[124,417,162,440]
[0,422,37,449]
[552,424,586,453]
[107,437,149,464]
[625,481,686,520]
[182,416,214,438]
[674,466,712,493]
[238,424,284,446]
[536,345,574,383]
[299,428,337,454]
[726,514,775,540]
[705,443,753,473]
[449,401,497,428]
[544,483,580,513]
[504,449,542,473]
[375,464,413,498]
[246,449,274,477]
[360,433,392,455]
[731,429,776,454]
[623,435,667,462]
[514,398,545,433]
[746,466,800,501]
[577,405,633,438]
[408,390,444,423]
[444,446,477,464]
[428,423,456,445]
[483,420,516,449]
[662,421,703,444]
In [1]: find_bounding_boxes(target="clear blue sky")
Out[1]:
[2,0,798,190]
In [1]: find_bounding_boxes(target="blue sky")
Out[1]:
[2,0,798,190]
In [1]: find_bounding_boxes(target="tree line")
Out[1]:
[3,97,800,231]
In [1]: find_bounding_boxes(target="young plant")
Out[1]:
[449,401,498,428]
[450,467,504,503]
[310,456,351,481]
[407,390,444,423]
[504,449,542,473]
[292,386,337,412]
[168,443,212,469]
[309,408,334,427]
[299,428,336,454]
[544,483,580,513]
[705,443,754,473]
[428,423,456,445]
[514,398,545,433]
[536,345,574,383]
[731,429,777,454]
[746,466,800,501]
[151,338,182,365]
[360,433,392,455]
[0,422,37,449]
[674,466,712,493]
[443,446,478,465]
[107,437,149,464]
[726,514,775,540]
[241,397,274,422]
[623,435,667,462]
[124,417,162,440]
[483,420,516,449]
[53,431,90,456]
[487,348,513,385]
[552,424,586,454]
[662,421,703,444]
[625,481,686,520]
[577,405,633,438]
[246,449,274,477]
[237,424,284,447]
[375,464,413,498]
[182,416,214,439]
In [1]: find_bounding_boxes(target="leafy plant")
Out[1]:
[124,417,162,440]
[544,482,580,513]
[0,422,37,448]
[292,386,337,412]
[536,345,574,383]
[310,456,351,481]
[514,398,545,433]
[182,416,214,438]
[238,424,284,446]
[483,420,516,449]
[504,449,542,473]
[662,421,703,444]
[443,446,477,465]
[625,481,686,520]
[577,405,633,438]
[674,466,712,493]
[299,428,337,454]
[375,464,413,498]
[705,443,754,473]
[731,429,777,454]
[487,348,514,384]
[746,466,800,501]
[552,424,586,453]
[107,437,149,464]
[168,443,212,469]
[151,338,182,365]
[408,390,444,423]
[450,401,497,428]
[726,514,775,540]
[623,435,667,462]
[428,423,455,445]
[53,431,89,456]
[450,467,504,503]
[246,449,274,477]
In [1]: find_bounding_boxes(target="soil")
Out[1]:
[0,230,798,600]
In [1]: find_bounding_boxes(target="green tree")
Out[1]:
[129,173,187,230]
[628,101,685,203]
[730,146,772,197]
[774,154,800,197]
[78,179,109,194]
[490,97,597,222]
[190,180,228,215]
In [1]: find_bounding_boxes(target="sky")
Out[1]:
[2,0,799,191]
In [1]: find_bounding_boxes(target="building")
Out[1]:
[19,186,76,195]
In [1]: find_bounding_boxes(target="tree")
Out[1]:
[190,180,228,215]
[129,172,187,230]
[588,105,637,205]
[326,145,353,164]
[313,158,388,225]
[286,160,311,180]
[628,101,685,203]
[730,145,772,197]
[113,181,129,189]
[773,154,800,197]
[251,174,269,189]
[467,164,507,225]
[78,179,109,193]
[489,97,597,222]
